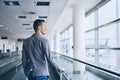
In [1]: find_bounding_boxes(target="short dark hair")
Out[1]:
[33,19,45,32]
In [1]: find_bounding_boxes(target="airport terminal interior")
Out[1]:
[0,0,120,80]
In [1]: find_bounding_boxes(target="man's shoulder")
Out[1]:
[40,36,48,42]
[23,36,32,44]
[23,34,48,43]
[24,37,31,41]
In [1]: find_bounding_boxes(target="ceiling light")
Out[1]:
[38,16,47,18]
[18,16,26,18]
[28,12,36,14]
[3,1,11,6]
[24,11,36,15]
[12,1,20,6]
[3,1,20,6]
[1,37,8,39]
[22,24,30,26]
[36,2,50,6]
[17,38,24,42]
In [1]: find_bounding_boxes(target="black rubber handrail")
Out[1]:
[54,52,120,78]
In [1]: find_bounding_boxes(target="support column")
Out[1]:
[73,5,86,74]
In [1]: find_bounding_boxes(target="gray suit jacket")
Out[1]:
[22,33,61,76]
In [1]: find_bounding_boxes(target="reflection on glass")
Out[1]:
[86,49,95,64]
[55,54,120,80]
[60,26,73,57]
[99,23,117,47]
[99,50,120,74]
[118,0,120,18]
[98,0,116,26]
[85,12,95,30]
[86,31,95,46]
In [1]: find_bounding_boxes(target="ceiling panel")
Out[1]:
[19,0,35,12]
[0,0,104,40]
[36,6,49,15]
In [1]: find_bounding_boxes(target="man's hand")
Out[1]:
[58,67,65,73]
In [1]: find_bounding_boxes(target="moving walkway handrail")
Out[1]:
[55,53,120,78]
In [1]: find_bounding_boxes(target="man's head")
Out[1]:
[33,19,46,35]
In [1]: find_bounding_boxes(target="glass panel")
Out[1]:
[55,55,87,80]
[86,31,95,47]
[64,30,69,39]
[99,50,120,74]
[98,0,116,26]
[119,21,120,45]
[86,49,95,64]
[61,41,64,54]
[85,12,95,30]
[99,23,117,48]
[118,0,120,18]
[60,26,73,56]
[61,33,64,40]
[65,39,69,55]
[69,37,73,57]
[99,21,120,74]
[69,26,73,38]
[55,53,120,80]
[116,50,120,73]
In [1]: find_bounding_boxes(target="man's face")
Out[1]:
[40,22,46,35]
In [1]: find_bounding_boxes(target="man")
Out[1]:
[22,19,63,80]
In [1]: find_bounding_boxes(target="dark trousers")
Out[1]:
[28,71,49,80]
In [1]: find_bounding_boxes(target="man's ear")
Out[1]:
[38,26,41,30]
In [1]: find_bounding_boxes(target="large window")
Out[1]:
[98,0,116,26]
[86,31,95,46]
[60,26,73,57]
[85,12,95,30]
[85,0,120,73]
[99,23,117,47]
[60,0,120,74]
[118,0,120,18]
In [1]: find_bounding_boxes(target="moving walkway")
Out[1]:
[0,52,120,80]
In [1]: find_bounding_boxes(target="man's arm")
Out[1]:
[22,41,29,76]
[43,40,63,72]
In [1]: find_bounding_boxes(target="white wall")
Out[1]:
[0,39,16,53]
[8,40,16,52]
[0,39,7,53]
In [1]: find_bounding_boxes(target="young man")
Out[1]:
[22,19,63,80]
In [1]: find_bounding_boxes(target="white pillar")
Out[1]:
[73,5,86,74]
